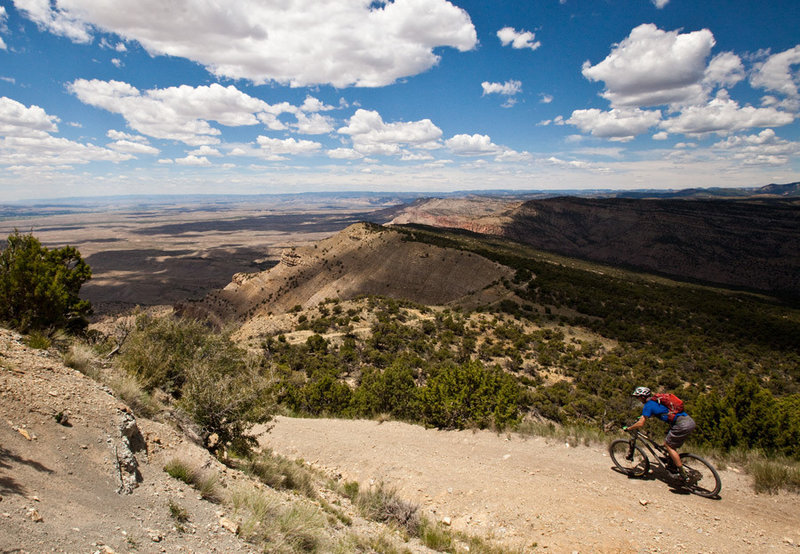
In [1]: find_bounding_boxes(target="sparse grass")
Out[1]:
[163,458,222,503]
[278,504,327,552]
[517,419,608,447]
[670,443,800,495]
[747,458,800,494]
[354,483,420,537]
[62,342,97,374]
[230,485,327,553]
[168,499,190,532]
[340,480,360,501]
[333,533,413,554]
[240,449,317,498]
[107,371,161,418]
[24,331,51,349]
[418,517,454,551]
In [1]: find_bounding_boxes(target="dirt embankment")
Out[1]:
[0,327,262,554]
[261,417,800,553]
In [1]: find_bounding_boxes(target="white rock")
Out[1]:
[220,517,239,534]
[27,508,43,522]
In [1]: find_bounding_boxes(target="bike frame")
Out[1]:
[627,430,672,469]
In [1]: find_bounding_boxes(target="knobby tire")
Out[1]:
[680,453,722,498]
[609,439,649,477]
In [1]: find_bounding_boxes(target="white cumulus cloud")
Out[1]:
[497,27,541,51]
[567,108,662,140]
[256,136,322,160]
[0,96,60,137]
[69,79,297,145]
[16,0,477,88]
[750,46,800,99]
[659,91,795,135]
[481,80,522,96]
[338,109,442,156]
[13,0,92,43]
[0,97,132,168]
[582,23,715,107]
[0,6,7,50]
[703,52,745,88]
[293,113,335,135]
[711,128,800,166]
[108,139,159,155]
[445,133,502,156]
[174,155,211,166]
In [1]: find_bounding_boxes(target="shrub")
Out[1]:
[117,315,210,394]
[351,364,418,421]
[179,346,276,454]
[0,231,92,333]
[118,315,276,453]
[419,361,521,430]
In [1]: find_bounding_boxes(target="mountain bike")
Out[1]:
[609,429,721,498]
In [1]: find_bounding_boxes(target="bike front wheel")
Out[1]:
[609,439,650,477]
[680,453,722,498]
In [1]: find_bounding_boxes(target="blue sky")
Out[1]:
[1,0,799,200]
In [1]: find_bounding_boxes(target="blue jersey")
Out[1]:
[642,399,688,424]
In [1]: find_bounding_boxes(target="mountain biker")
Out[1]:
[623,386,696,482]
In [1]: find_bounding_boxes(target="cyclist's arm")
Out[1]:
[626,415,647,431]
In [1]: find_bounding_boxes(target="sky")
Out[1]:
[1,0,799,201]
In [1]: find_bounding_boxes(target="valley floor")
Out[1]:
[261,417,800,553]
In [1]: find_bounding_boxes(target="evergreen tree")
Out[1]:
[0,231,92,332]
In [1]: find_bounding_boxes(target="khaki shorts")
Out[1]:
[665,415,696,448]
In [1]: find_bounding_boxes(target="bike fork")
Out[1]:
[626,441,636,462]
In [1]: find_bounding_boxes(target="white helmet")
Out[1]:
[632,386,651,397]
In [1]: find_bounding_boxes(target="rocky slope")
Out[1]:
[0,327,259,553]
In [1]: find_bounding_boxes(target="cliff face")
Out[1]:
[387,195,800,295]
[503,197,800,295]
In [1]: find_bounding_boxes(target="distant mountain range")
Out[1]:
[613,181,800,199]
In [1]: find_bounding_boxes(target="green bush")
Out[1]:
[0,231,91,332]
[351,363,418,420]
[419,360,521,430]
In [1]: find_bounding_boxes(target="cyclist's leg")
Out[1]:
[664,443,682,467]
[665,416,696,476]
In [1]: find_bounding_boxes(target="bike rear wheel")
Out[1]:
[609,439,650,477]
[680,453,721,497]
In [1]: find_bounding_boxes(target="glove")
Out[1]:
[622,426,628,432]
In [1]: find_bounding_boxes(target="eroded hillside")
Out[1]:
[179,222,514,326]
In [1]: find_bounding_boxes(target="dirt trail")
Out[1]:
[262,417,800,553]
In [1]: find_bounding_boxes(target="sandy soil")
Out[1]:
[262,417,800,553]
